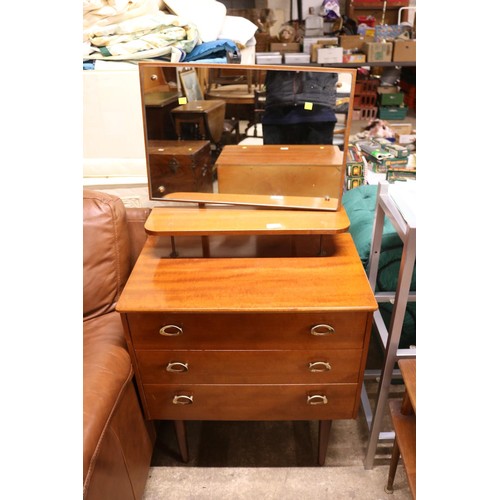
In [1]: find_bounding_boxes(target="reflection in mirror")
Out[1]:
[139,63,356,203]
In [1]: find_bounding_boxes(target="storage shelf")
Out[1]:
[293,61,416,68]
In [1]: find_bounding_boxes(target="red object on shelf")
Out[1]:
[351,0,408,4]
[399,80,416,109]
[357,15,376,27]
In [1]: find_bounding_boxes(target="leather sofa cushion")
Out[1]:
[83,190,131,321]
[83,310,132,483]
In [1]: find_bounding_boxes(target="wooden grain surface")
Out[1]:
[116,233,377,313]
[135,349,362,384]
[389,399,416,498]
[398,358,416,412]
[163,192,340,211]
[143,383,359,420]
[144,206,349,236]
[215,145,344,166]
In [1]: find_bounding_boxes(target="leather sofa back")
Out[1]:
[83,190,131,321]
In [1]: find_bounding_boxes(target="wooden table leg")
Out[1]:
[385,437,400,494]
[318,420,332,466]
[173,420,189,463]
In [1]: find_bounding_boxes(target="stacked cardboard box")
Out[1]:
[377,86,408,121]
[338,35,368,63]
[356,139,410,173]
[344,144,366,190]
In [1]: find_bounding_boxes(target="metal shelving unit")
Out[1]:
[361,180,416,469]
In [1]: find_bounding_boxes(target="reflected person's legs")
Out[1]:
[263,122,335,145]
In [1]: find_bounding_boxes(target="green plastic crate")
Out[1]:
[379,92,404,106]
[378,105,408,120]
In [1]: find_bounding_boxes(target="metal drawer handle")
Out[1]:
[166,362,189,373]
[308,361,332,372]
[307,394,328,405]
[310,324,335,336]
[159,324,183,336]
[172,395,193,405]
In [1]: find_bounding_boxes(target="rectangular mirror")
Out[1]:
[138,62,357,204]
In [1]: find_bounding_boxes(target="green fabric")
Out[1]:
[343,185,416,347]
[342,185,403,266]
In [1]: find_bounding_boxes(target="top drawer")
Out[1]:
[124,311,370,350]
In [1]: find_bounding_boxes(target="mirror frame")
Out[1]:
[138,62,358,203]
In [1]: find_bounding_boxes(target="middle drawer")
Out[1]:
[135,349,362,384]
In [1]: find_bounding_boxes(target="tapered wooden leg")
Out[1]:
[318,420,332,466]
[385,438,400,494]
[174,420,189,463]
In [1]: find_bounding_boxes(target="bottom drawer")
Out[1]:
[143,384,359,420]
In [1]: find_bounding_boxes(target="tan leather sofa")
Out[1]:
[83,189,154,499]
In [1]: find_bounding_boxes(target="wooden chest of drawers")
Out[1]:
[117,231,377,463]
[147,140,212,199]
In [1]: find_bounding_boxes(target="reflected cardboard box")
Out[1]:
[255,52,282,64]
[270,42,301,53]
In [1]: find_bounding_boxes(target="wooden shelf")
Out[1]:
[163,192,340,212]
[286,62,416,68]
[144,205,350,237]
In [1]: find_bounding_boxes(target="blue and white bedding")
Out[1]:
[83,0,257,63]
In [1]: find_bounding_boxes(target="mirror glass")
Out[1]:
[139,62,356,203]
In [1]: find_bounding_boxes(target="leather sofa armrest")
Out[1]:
[126,207,151,268]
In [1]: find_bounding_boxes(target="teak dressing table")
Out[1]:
[116,195,377,465]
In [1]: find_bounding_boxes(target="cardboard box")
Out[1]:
[346,163,364,177]
[379,105,408,120]
[255,52,282,64]
[379,92,404,106]
[363,42,393,63]
[386,168,416,182]
[393,40,416,62]
[317,47,343,64]
[345,177,364,190]
[389,123,413,135]
[342,53,366,63]
[303,36,337,55]
[375,25,410,42]
[310,39,340,61]
[377,85,399,94]
[340,35,374,51]
[396,133,416,145]
[270,42,301,54]
[284,53,311,64]
[383,143,409,158]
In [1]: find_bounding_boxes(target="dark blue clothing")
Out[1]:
[262,70,337,145]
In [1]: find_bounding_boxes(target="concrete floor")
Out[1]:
[144,465,411,499]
